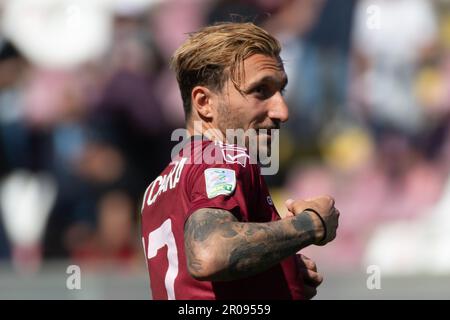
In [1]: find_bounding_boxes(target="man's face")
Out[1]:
[213,54,289,154]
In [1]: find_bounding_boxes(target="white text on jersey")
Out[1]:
[143,157,187,209]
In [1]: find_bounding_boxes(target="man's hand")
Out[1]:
[297,254,323,300]
[284,196,339,246]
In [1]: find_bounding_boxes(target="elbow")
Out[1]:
[186,246,224,281]
[187,266,213,281]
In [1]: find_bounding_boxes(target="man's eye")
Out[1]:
[255,86,266,94]
[254,86,269,97]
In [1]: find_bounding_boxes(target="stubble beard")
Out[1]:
[216,101,273,161]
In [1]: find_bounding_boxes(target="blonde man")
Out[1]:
[141,22,340,300]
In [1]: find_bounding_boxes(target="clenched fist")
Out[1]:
[285,195,340,246]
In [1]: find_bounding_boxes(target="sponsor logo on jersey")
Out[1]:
[204,168,236,199]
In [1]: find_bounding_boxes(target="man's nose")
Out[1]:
[268,92,289,123]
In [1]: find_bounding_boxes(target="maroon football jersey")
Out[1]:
[141,137,305,299]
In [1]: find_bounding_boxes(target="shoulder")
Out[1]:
[213,141,251,168]
[188,140,258,180]
[177,138,256,172]
[179,140,260,195]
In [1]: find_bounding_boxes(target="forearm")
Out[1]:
[184,208,320,281]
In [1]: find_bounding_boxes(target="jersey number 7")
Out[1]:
[143,219,179,299]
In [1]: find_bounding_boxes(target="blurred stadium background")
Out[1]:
[1,0,450,299]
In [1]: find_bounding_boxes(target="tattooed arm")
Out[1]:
[184,204,333,281]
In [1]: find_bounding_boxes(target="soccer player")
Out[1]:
[141,22,340,300]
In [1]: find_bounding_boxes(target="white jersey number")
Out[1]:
[144,219,178,300]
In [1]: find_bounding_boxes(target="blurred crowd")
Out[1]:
[1,0,450,274]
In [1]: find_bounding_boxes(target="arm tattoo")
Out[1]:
[184,208,316,281]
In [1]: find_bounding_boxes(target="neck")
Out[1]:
[186,119,225,143]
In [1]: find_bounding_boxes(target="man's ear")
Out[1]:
[191,86,215,119]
